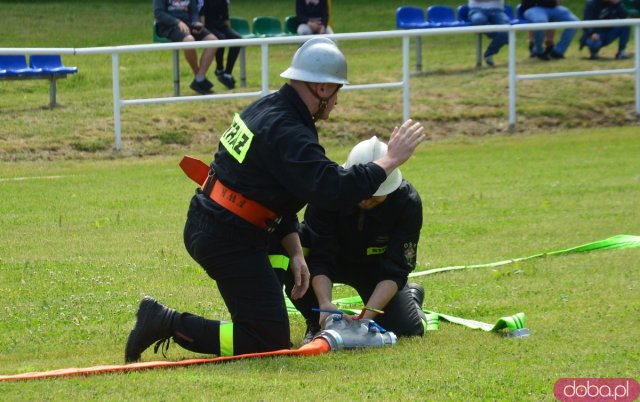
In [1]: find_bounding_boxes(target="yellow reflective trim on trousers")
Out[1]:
[366,246,387,256]
[302,247,309,257]
[220,113,254,163]
[219,322,234,356]
[269,254,290,271]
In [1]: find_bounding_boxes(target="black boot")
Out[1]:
[302,319,321,345]
[407,283,425,307]
[124,296,177,363]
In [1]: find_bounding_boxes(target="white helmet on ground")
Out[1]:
[280,37,348,84]
[344,136,403,196]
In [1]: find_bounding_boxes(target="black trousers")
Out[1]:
[281,263,426,337]
[178,196,290,355]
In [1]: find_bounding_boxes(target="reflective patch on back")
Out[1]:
[220,113,255,163]
[366,246,387,256]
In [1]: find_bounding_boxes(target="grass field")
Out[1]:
[1,0,639,400]
[1,0,638,161]
[1,128,639,400]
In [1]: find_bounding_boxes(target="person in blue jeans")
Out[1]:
[580,0,630,59]
[521,0,580,60]
[468,0,510,67]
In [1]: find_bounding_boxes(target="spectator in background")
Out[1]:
[468,0,510,67]
[154,0,218,95]
[580,0,630,59]
[296,0,334,35]
[521,0,579,60]
[200,0,241,89]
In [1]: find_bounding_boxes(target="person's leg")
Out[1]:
[196,33,217,78]
[215,48,225,72]
[219,26,241,75]
[182,204,291,355]
[484,10,509,57]
[181,36,200,75]
[469,8,489,26]
[297,23,313,35]
[125,204,289,361]
[524,7,550,58]
[586,32,604,59]
[598,27,630,51]
[282,268,321,343]
[373,284,426,337]
[351,280,426,337]
[548,6,579,56]
[615,26,631,58]
[528,31,536,57]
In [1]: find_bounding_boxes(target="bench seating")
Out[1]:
[0,55,77,108]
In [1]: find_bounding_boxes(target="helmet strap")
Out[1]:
[305,82,341,122]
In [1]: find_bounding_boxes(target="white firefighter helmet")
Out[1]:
[280,37,348,84]
[344,136,402,196]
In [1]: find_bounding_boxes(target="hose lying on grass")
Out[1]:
[1,235,637,382]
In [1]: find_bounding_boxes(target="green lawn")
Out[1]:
[1,0,639,400]
[1,127,639,400]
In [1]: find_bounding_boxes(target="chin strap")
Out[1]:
[305,82,341,121]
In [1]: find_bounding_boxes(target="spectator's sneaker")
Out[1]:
[407,283,425,307]
[301,320,321,345]
[217,73,236,90]
[528,42,535,58]
[543,44,555,57]
[549,50,565,60]
[484,55,495,67]
[190,79,213,95]
[616,50,629,60]
[203,78,214,91]
[125,296,177,363]
[214,69,224,77]
[536,52,550,61]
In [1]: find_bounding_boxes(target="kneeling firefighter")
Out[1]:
[124,37,426,362]
[280,136,428,344]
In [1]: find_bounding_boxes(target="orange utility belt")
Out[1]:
[179,156,281,232]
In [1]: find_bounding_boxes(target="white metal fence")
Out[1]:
[2,19,639,151]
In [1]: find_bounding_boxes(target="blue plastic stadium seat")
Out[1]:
[396,6,430,29]
[427,5,468,27]
[29,55,78,75]
[457,5,470,24]
[0,55,43,76]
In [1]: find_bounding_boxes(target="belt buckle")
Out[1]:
[202,168,216,195]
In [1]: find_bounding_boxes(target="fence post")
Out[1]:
[403,36,410,121]
[112,53,122,151]
[261,43,269,96]
[508,29,517,130]
[415,37,422,73]
[172,50,180,96]
[635,26,640,116]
